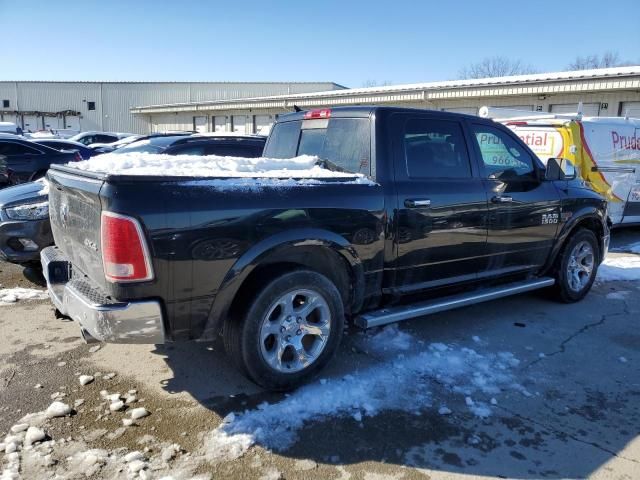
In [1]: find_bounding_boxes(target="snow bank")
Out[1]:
[597,255,640,282]
[70,153,374,184]
[202,329,523,458]
[0,287,48,305]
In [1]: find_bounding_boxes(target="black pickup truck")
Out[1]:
[41,106,609,390]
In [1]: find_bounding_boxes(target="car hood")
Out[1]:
[0,181,48,209]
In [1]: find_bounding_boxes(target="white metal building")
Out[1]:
[131,67,640,134]
[0,81,345,134]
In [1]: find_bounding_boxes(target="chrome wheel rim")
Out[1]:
[259,289,331,373]
[567,241,595,292]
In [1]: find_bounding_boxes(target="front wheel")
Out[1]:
[224,270,345,390]
[553,228,600,303]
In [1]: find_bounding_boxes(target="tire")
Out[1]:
[29,170,47,181]
[224,270,345,391]
[552,228,600,303]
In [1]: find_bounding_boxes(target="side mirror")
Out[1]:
[546,158,577,181]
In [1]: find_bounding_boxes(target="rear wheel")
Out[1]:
[552,228,600,303]
[224,270,344,390]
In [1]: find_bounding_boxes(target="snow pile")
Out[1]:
[202,329,523,458]
[0,287,49,305]
[597,254,640,281]
[36,178,49,196]
[71,153,374,184]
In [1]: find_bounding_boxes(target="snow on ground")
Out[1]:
[0,287,48,305]
[0,326,525,477]
[70,153,375,185]
[202,327,524,459]
[597,254,640,282]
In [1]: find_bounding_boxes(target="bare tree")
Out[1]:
[458,56,537,79]
[567,51,632,70]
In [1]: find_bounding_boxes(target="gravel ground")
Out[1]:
[0,229,639,479]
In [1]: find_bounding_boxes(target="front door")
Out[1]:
[468,123,561,274]
[392,114,489,293]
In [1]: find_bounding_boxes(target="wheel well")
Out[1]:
[571,217,604,260]
[227,246,354,322]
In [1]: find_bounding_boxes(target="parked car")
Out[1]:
[109,133,266,156]
[0,135,81,187]
[87,135,142,154]
[0,122,23,136]
[1,135,265,264]
[0,180,51,263]
[41,106,608,390]
[32,138,95,160]
[68,131,134,146]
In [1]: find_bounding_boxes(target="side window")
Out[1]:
[169,145,206,156]
[206,145,261,157]
[0,141,41,155]
[96,135,117,143]
[471,125,536,179]
[403,118,472,178]
[78,135,95,145]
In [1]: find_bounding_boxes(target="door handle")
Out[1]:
[404,199,431,208]
[491,195,513,203]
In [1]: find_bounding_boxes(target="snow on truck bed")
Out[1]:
[70,153,374,186]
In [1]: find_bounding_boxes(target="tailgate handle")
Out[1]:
[491,195,513,203]
[405,199,431,208]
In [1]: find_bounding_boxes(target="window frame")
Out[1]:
[468,122,543,181]
[401,116,474,180]
[0,140,42,156]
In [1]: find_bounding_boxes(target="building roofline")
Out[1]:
[130,66,640,114]
[0,80,346,86]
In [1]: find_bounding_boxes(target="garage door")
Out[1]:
[232,115,247,134]
[64,115,80,131]
[442,107,478,115]
[490,105,534,111]
[193,116,208,133]
[213,116,227,132]
[43,116,62,130]
[254,115,273,134]
[620,102,640,118]
[22,115,42,132]
[0,113,18,124]
[551,103,600,116]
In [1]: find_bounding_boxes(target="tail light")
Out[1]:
[303,109,331,119]
[101,211,154,283]
[74,151,82,162]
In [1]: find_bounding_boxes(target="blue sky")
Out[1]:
[2,0,639,87]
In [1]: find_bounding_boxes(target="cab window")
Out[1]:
[403,118,472,178]
[471,125,536,180]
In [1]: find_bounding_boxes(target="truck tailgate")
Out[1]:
[47,167,107,290]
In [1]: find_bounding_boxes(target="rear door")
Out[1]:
[392,113,489,291]
[468,122,561,273]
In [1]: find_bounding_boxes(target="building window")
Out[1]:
[2,100,9,108]
[87,101,96,111]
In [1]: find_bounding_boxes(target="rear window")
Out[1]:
[264,118,371,175]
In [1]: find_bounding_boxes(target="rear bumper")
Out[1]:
[40,246,165,344]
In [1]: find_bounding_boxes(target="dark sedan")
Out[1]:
[32,138,95,160]
[0,135,81,188]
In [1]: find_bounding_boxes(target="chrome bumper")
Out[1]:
[40,246,165,344]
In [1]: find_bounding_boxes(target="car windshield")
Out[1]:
[111,136,186,154]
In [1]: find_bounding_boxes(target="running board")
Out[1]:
[355,277,555,329]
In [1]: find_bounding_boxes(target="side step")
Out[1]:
[355,277,555,329]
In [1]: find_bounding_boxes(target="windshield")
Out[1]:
[111,135,185,154]
[263,118,371,175]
